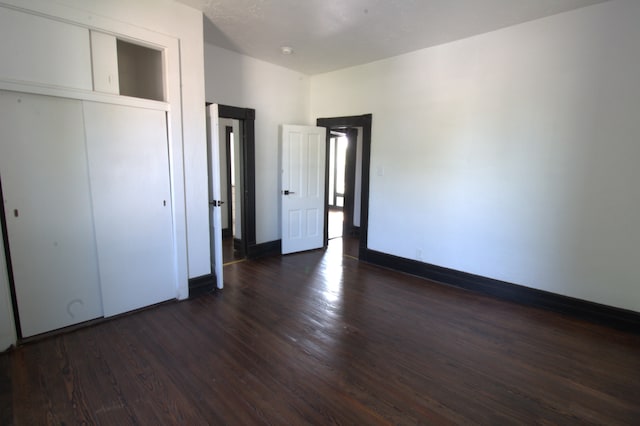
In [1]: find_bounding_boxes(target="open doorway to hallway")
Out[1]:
[327,129,360,259]
[317,114,372,260]
[219,120,244,264]
[328,131,347,240]
[206,103,257,268]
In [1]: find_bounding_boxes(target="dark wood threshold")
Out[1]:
[361,248,640,333]
[188,273,216,298]
[247,240,281,259]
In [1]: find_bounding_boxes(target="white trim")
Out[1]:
[0,79,169,111]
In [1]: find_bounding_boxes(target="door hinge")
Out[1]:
[209,200,225,207]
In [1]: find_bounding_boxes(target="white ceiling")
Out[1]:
[177,0,609,75]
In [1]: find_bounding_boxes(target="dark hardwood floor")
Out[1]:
[2,239,639,424]
[339,234,359,259]
[222,235,245,264]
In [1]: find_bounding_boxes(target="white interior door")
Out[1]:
[207,104,224,289]
[0,91,103,337]
[83,102,175,317]
[281,124,327,254]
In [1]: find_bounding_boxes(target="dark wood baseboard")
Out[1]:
[188,273,216,298]
[247,240,281,259]
[361,248,640,333]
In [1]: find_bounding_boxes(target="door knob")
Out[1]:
[283,190,295,195]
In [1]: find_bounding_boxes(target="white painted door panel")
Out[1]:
[90,31,120,94]
[281,125,326,254]
[83,102,175,317]
[207,104,223,289]
[0,7,92,90]
[0,91,103,337]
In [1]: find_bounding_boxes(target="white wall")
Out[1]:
[311,0,640,313]
[204,43,311,243]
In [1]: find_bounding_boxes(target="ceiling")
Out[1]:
[176,0,609,75]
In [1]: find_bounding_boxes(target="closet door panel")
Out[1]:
[83,102,175,317]
[0,7,92,90]
[0,91,103,337]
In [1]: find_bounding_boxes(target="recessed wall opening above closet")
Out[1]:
[91,31,165,101]
[117,40,164,101]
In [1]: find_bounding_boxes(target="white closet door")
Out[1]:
[83,102,175,317]
[0,91,103,337]
[0,7,92,90]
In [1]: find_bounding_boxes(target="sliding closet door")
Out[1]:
[83,102,175,317]
[0,91,103,337]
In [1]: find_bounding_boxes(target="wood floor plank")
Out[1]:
[2,238,639,424]
[0,349,12,425]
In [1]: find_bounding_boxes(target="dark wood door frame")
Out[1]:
[317,114,372,259]
[207,103,257,257]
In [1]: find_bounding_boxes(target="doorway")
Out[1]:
[206,103,257,265]
[327,130,351,239]
[317,115,372,259]
[219,120,244,263]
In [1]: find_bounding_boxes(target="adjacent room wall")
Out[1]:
[353,127,363,228]
[311,0,640,313]
[232,120,243,239]
[204,43,311,243]
[218,117,233,231]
